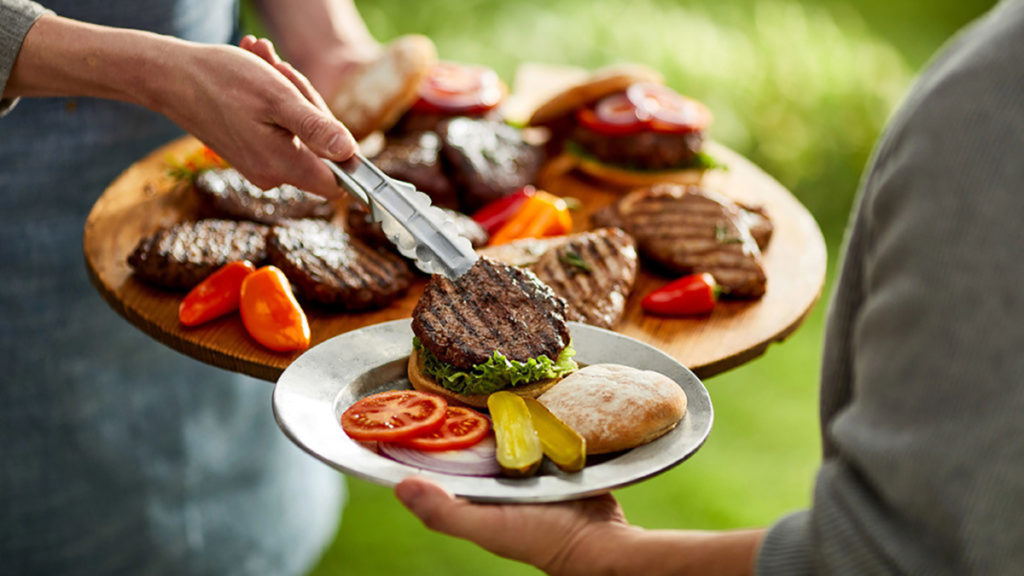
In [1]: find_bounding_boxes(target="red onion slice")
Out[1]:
[379,435,501,477]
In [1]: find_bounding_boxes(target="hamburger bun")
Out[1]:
[570,152,706,189]
[328,35,437,141]
[527,63,664,127]
[407,348,562,409]
[538,363,687,454]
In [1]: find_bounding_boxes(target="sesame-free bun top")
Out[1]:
[407,348,562,409]
[526,63,664,127]
[538,363,687,454]
[328,35,437,141]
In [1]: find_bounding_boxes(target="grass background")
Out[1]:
[245,1,998,573]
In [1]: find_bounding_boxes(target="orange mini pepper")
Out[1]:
[488,191,572,246]
[239,266,311,352]
[178,260,256,327]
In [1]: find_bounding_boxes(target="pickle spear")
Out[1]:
[524,398,587,472]
[488,391,543,478]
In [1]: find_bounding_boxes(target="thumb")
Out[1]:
[277,101,357,161]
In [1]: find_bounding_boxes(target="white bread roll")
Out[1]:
[538,363,686,454]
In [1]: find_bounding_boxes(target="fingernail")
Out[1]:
[327,133,344,157]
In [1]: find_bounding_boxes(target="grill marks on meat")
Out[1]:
[267,220,411,310]
[412,258,570,369]
[595,185,767,298]
[127,219,268,290]
[527,229,638,329]
[193,168,334,224]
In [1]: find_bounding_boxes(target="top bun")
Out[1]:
[527,63,664,127]
[328,35,438,141]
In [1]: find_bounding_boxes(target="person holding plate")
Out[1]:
[395,0,1024,573]
[0,0,401,573]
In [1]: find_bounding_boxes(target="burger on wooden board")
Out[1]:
[408,258,578,409]
[527,64,719,188]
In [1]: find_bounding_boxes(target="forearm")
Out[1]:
[597,526,764,576]
[5,13,186,111]
[251,0,377,69]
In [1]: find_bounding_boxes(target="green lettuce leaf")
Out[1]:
[414,338,578,396]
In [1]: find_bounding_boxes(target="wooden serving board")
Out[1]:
[84,136,826,383]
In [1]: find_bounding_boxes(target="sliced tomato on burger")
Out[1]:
[575,93,647,136]
[396,406,491,452]
[626,83,711,134]
[341,390,447,442]
[412,61,505,114]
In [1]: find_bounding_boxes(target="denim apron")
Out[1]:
[0,2,342,574]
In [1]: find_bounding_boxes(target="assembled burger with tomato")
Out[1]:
[390,60,508,134]
[408,257,578,409]
[528,64,719,188]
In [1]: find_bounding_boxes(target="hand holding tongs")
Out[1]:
[323,154,478,279]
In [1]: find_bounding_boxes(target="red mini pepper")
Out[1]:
[178,260,256,327]
[471,185,535,235]
[641,273,719,316]
[239,266,311,352]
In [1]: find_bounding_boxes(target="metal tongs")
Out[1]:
[324,154,478,279]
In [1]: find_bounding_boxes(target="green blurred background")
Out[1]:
[245,1,998,573]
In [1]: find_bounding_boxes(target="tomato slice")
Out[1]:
[395,406,491,452]
[341,390,448,442]
[626,83,711,134]
[576,102,646,136]
[412,61,505,114]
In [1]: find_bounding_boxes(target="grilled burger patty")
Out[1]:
[438,117,544,213]
[571,126,705,170]
[412,257,570,369]
[127,219,269,290]
[266,219,412,310]
[193,168,335,224]
[527,228,639,329]
[594,184,767,298]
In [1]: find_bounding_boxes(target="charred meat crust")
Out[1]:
[369,131,459,210]
[266,219,411,310]
[570,125,705,171]
[127,219,269,290]
[527,228,638,329]
[193,168,335,224]
[438,117,544,214]
[594,184,768,298]
[412,258,570,369]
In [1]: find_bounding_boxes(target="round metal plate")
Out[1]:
[273,319,713,503]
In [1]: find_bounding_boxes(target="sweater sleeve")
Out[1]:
[0,0,50,116]
[758,0,1024,573]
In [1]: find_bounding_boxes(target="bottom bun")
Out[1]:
[571,153,706,189]
[407,348,562,409]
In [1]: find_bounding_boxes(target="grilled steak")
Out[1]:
[737,204,773,251]
[412,257,570,369]
[479,229,639,329]
[371,131,459,210]
[127,219,269,290]
[438,117,544,213]
[193,168,334,224]
[594,184,767,298]
[266,219,412,310]
[346,200,488,250]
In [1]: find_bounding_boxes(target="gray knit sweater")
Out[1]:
[0,0,47,115]
[758,0,1024,573]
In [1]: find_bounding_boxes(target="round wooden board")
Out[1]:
[84,136,826,383]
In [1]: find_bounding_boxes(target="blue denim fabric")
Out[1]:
[0,2,342,574]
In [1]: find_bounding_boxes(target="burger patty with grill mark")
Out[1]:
[267,219,412,310]
[570,126,705,171]
[194,168,335,224]
[412,257,570,370]
[127,218,269,290]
